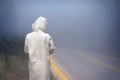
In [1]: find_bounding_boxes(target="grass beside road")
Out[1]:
[0,54,28,80]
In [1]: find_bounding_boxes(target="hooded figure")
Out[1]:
[24,16,55,80]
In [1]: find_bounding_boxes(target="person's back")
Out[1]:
[28,31,49,63]
[24,16,55,80]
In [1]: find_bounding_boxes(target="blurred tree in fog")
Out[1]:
[0,36,24,55]
[0,36,25,71]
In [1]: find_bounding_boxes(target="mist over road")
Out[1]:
[53,49,120,80]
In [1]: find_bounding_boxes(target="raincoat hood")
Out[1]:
[32,16,47,32]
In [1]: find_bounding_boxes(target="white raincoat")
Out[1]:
[24,16,55,80]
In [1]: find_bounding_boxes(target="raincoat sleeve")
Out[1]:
[48,35,56,54]
[24,35,29,54]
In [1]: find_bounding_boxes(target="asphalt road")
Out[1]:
[53,49,120,80]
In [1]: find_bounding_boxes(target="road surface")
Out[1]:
[52,49,120,80]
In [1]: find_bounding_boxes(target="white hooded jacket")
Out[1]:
[24,16,55,80]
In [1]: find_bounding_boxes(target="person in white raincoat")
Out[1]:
[24,16,56,80]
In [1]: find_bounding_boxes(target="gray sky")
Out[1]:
[0,0,120,53]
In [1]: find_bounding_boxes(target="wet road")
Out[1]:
[53,49,120,80]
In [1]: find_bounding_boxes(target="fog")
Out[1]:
[0,0,120,54]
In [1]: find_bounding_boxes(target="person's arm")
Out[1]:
[24,35,28,54]
[48,36,56,54]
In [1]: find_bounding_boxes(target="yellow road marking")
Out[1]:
[50,56,68,80]
[80,53,120,72]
